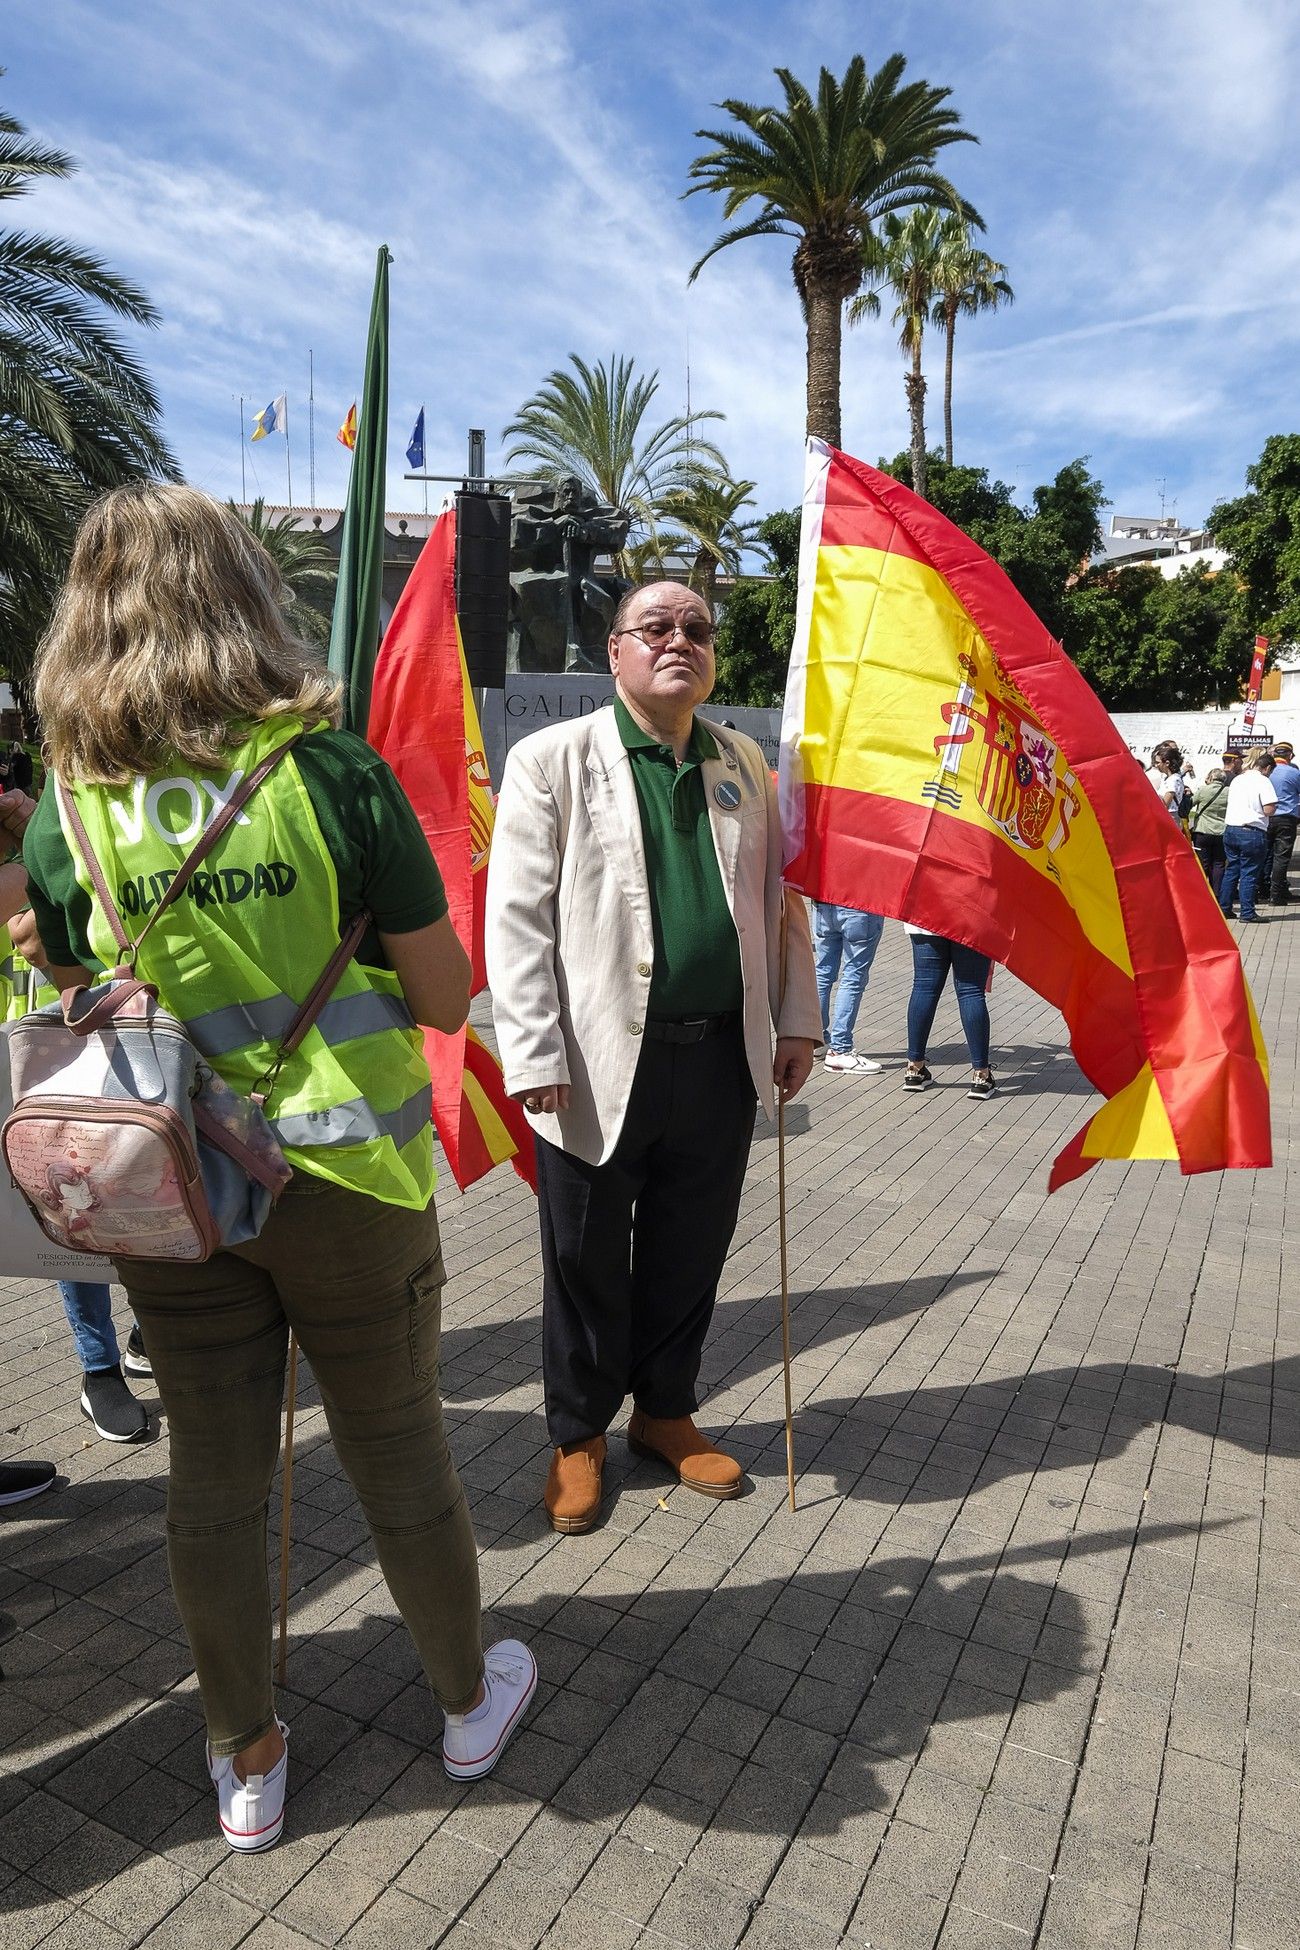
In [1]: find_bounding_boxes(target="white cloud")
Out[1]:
[8,0,1297,527]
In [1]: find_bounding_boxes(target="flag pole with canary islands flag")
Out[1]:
[779,439,1271,1191]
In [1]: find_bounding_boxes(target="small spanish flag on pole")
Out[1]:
[780,440,1271,1191]
[337,401,358,450]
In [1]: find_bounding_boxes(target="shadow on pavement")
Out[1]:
[0,1457,1215,1901]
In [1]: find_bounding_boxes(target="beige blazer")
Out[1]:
[485,706,821,1166]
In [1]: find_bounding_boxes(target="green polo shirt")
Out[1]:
[615,695,744,1019]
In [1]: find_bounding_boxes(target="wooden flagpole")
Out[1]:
[276,1334,299,1687]
[777,897,796,1512]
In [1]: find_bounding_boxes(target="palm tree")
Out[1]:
[849,207,951,500]
[0,92,177,696]
[931,220,1013,463]
[685,54,979,449]
[657,475,760,603]
[230,498,337,646]
[502,354,729,572]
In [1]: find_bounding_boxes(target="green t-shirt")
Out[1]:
[23,727,448,973]
[615,696,744,1019]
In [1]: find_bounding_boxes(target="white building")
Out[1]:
[1091,514,1228,579]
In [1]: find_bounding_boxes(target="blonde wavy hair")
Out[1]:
[35,483,343,781]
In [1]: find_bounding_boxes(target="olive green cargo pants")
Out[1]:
[119,1176,484,1756]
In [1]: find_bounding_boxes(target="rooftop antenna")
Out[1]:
[1157,476,1167,521]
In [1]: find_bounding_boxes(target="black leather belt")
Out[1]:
[643,1012,740,1045]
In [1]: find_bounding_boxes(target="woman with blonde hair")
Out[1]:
[8,484,536,1850]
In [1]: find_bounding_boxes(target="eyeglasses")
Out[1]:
[619,617,716,649]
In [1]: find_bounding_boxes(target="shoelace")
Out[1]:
[485,1654,531,1684]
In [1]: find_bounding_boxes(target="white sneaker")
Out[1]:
[208,1719,289,1851]
[443,1639,538,1780]
[824,1051,884,1073]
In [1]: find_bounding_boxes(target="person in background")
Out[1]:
[58,1283,149,1442]
[9,742,33,794]
[1188,765,1231,902]
[10,483,536,1855]
[1266,741,1298,904]
[901,924,996,1100]
[1145,742,1188,821]
[0,813,149,1442]
[1220,751,1277,924]
[812,900,885,1075]
[0,1459,56,1506]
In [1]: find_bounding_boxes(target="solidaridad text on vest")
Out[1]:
[108,771,299,917]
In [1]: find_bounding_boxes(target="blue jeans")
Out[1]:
[907,934,991,1070]
[58,1281,119,1373]
[813,902,884,1053]
[1221,826,1268,919]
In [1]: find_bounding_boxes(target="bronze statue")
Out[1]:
[507,476,631,673]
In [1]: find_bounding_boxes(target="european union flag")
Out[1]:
[406,406,425,471]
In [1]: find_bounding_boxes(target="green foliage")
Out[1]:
[685,54,976,289]
[502,353,729,568]
[1062,564,1253,710]
[1207,433,1300,644]
[628,475,761,600]
[874,452,1251,707]
[685,54,978,445]
[713,509,800,706]
[230,497,336,647]
[0,88,177,689]
[880,452,1106,636]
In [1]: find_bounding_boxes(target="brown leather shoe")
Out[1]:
[626,1410,742,1499]
[544,1436,606,1533]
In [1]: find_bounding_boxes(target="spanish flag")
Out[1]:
[780,441,1271,1190]
[337,402,358,450]
[366,509,536,1191]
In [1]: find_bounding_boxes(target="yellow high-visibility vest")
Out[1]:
[58,719,435,1210]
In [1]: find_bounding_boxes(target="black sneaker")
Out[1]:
[903,1065,932,1091]
[0,1461,56,1506]
[80,1366,149,1443]
[123,1325,153,1379]
[967,1071,997,1100]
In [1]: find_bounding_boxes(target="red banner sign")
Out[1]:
[1244,634,1268,729]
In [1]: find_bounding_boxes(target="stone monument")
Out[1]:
[507,474,631,674]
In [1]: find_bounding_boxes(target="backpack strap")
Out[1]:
[55,736,387,1115]
[56,730,306,969]
[249,908,373,1107]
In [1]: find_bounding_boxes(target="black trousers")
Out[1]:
[536,1023,757,1446]
[1269,813,1297,901]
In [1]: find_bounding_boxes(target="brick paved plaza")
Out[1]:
[0,914,1295,1950]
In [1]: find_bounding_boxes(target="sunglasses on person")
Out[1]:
[619,617,716,649]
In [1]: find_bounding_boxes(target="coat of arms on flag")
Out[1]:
[780,439,1270,1190]
[926,653,1080,869]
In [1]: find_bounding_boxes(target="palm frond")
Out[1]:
[0,93,176,689]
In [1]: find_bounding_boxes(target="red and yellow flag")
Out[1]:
[780,441,1271,1190]
[337,402,358,450]
[366,509,536,1192]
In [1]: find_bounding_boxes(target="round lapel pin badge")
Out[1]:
[714,781,742,810]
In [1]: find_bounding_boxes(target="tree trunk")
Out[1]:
[905,343,928,501]
[804,281,843,449]
[943,301,956,465]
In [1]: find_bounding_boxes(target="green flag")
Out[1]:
[328,244,391,732]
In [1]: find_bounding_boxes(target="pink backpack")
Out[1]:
[3,735,368,1262]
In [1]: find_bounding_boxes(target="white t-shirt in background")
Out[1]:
[1224,772,1278,832]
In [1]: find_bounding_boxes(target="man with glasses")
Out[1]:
[487,581,820,1533]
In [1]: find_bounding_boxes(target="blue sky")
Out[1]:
[8,0,1299,532]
